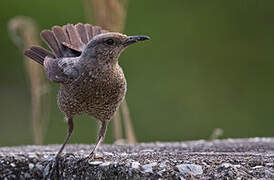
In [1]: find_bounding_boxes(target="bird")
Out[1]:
[24,23,149,173]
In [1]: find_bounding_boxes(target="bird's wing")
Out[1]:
[44,56,80,83]
[41,23,109,57]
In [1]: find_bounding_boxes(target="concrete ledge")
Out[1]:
[0,138,274,179]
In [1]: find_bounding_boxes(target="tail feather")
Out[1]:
[85,24,94,42]
[24,49,44,65]
[64,24,84,50]
[93,26,102,36]
[30,46,55,58]
[41,30,63,57]
[76,23,88,44]
[52,25,69,48]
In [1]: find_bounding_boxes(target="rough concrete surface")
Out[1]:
[0,138,274,179]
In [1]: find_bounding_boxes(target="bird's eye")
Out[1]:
[104,39,115,46]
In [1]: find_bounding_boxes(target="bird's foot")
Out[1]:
[75,153,103,172]
[77,152,103,165]
[43,155,60,179]
[87,152,104,162]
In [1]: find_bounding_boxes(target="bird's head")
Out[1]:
[81,32,150,65]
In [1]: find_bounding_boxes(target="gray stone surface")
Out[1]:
[0,138,274,179]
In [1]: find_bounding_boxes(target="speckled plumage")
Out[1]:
[58,63,126,121]
[24,23,149,169]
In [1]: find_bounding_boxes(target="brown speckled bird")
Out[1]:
[24,23,149,163]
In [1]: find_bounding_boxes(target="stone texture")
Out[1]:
[0,138,274,179]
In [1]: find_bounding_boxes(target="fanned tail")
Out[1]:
[24,23,108,65]
[41,23,108,58]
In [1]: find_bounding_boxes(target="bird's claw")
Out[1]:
[88,151,104,161]
[88,152,96,162]
[77,152,103,165]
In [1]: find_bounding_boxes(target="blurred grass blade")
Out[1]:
[86,0,128,32]
[8,16,50,145]
[120,100,136,143]
[210,128,224,140]
[113,110,122,141]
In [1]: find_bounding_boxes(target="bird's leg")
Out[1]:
[56,117,74,156]
[88,121,109,161]
[44,117,74,178]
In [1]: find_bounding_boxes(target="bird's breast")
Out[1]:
[57,65,127,118]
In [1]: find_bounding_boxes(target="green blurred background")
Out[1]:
[1,0,274,146]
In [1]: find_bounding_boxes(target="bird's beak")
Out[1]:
[123,35,150,46]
